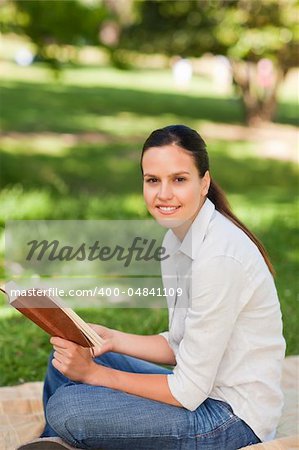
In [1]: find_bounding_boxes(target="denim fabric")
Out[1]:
[41,351,261,449]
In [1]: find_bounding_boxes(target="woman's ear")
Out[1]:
[202,171,211,196]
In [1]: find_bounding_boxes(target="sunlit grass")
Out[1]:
[0,62,297,133]
[0,187,147,224]
[1,60,221,97]
[0,307,169,386]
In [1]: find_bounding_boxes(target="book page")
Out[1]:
[62,307,104,347]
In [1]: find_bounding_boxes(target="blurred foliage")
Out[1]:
[123,0,298,68]
[0,0,110,71]
[1,0,298,121]
[120,0,299,124]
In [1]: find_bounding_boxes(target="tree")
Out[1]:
[120,0,299,124]
[1,0,110,72]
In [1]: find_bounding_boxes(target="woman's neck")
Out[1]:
[172,198,206,241]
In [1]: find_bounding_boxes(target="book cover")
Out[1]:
[1,283,103,348]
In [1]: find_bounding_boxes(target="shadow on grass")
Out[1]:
[1,140,298,201]
[0,80,297,133]
[0,142,142,196]
[210,150,298,201]
[0,81,244,132]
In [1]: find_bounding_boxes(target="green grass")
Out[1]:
[0,308,168,386]
[0,62,298,386]
[1,63,298,131]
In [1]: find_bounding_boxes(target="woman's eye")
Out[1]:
[175,177,186,182]
[145,178,158,183]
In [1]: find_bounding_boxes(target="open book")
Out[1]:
[1,282,103,349]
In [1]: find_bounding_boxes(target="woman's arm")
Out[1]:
[51,336,182,407]
[115,330,176,365]
[88,363,182,407]
[90,324,176,366]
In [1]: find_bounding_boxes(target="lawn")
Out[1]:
[0,62,298,386]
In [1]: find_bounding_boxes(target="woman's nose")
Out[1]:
[157,182,173,200]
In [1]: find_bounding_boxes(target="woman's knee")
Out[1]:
[46,385,86,447]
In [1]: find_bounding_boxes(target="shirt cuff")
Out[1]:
[167,372,207,411]
[159,331,169,343]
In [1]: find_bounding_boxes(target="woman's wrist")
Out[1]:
[110,329,121,353]
[83,361,116,387]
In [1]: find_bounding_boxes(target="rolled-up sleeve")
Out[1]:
[167,255,247,411]
[159,331,170,342]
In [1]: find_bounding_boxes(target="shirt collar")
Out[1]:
[164,198,216,260]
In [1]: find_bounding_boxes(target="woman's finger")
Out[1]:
[50,336,73,348]
[52,344,68,354]
[53,350,64,364]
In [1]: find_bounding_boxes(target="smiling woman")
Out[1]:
[20,125,286,450]
[142,143,210,240]
[141,125,275,274]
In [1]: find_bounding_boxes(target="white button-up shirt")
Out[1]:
[160,198,285,442]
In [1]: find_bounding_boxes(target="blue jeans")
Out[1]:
[41,351,261,449]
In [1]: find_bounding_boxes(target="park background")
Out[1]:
[0,0,298,386]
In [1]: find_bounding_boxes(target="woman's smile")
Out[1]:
[156,205,181,215]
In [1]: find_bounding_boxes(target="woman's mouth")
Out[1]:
[156,205,181,215]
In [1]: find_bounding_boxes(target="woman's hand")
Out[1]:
[88,323,117,357]
[50,337,99,383]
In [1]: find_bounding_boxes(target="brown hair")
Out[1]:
[141,124,275,276]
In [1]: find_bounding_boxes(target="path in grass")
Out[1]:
[1,121,296,162]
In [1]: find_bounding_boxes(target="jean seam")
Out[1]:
[193,415,240,438]
[83,435,193,440]
[64,417,88,448]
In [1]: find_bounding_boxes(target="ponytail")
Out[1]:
[208,179,275,276]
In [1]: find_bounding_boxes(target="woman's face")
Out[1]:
[142,144,210,239]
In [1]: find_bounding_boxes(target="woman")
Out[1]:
[20,125,285,450]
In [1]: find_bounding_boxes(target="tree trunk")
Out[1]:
[231,60,285,126]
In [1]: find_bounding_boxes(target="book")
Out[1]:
[1,282,104,349]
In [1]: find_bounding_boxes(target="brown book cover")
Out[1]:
[1,283,103,348]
